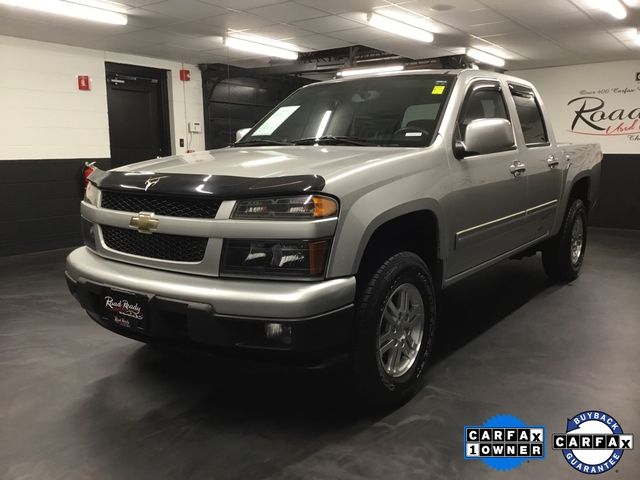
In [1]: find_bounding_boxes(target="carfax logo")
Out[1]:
[553,410,634,475]
[464,414,545,472]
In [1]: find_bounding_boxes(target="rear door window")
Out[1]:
[509,85,549,146]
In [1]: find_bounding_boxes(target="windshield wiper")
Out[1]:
[293,135,375,146]
[233,139,292,147]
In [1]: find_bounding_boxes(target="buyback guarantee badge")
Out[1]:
[554,410,634,474]
[464,414,546,472]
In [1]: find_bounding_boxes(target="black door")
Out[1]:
[106,62,171,168]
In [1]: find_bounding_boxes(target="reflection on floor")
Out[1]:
[0,228,638,480]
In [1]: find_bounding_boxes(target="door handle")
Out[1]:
[509,161,526,177]
[547,155,559,168]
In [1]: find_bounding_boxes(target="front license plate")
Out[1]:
[102,288,148,332]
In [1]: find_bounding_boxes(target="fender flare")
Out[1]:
[348,198,446,275]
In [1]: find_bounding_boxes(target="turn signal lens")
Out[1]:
[82,162,96,187]
[312,196,338,218]
[232,195,338,220]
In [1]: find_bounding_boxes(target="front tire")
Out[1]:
[352,252,436,408]
[542,198,587,282]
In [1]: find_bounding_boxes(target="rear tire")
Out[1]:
[542,198,587,282]
[352,252,436,409]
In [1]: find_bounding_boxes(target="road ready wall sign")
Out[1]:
[512,59,640,154]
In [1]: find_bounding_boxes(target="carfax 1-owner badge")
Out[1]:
[464,414,546,472]
[553,410,634,474]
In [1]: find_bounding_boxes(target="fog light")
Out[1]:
[265,322,292,344]
[81,217,97,251]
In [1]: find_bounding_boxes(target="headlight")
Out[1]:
[231,195,338,220]
[221,239,330,278]
[84,182,100,206]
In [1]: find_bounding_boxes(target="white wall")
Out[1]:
[511,59,640,155]
[0,35,205,161]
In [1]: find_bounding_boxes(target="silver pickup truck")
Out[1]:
[66,69,601,406]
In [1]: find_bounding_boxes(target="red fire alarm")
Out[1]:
[179,69,190,81]
[77,75,90,91]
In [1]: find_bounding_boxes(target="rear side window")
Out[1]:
[510,86,548,146]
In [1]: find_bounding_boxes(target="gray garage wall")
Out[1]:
[589,154,640,230]
[0,159,110,256]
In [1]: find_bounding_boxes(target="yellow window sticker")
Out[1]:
[432,85,446,95]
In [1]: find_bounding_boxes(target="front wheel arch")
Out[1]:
[355,209,443,291]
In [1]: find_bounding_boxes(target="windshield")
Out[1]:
[236,74,454,148]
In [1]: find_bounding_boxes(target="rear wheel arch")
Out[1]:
[569,176,591,211]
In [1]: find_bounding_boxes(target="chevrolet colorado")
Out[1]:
[66,70,602,406]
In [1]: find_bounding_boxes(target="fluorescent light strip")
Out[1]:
[374,8,440,33]
[224,36,298,60]
[636,29,640,44]
[466,48,506,67]
[367,12,434,43]
[337,65,405,77]
[591,0,627,19]
[0,0,127,25]
[227,32,299,53]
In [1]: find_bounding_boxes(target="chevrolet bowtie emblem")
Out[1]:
[129,212,159,234]
[144,176,168,191]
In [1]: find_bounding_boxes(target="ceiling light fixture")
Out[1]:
[224,35,298,60]
[636,29,640,44]
[227,33,300,53]
[592,0,627,19]
[466,48,506,67]
[0,0,128,25]
[337,65,405,77]
[367,12,434,43]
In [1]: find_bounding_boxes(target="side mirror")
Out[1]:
[236,128,251,142]
[458,118,515,157]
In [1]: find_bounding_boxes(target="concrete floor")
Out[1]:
[0,228,638,480]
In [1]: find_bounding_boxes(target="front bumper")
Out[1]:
[65,247,356,356]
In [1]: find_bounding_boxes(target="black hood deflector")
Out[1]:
[90,169,326,199]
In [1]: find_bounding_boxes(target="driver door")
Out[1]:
[447,80,530,277]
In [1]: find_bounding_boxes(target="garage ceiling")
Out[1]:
[0,0,638,70]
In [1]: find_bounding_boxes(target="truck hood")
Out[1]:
[114,145,433,197]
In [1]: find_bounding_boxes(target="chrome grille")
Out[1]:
[101,226,207,262]
[101,191,221,218]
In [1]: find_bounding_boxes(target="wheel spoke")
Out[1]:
[406,311,421,326]
[402,342,416,358]
[379,337,395,355]
[383,307,397,324]
[378,330,394,346]
[399,289,409,313]
[386,299,400,318]
[388,344,402,372]
[570,217,584,265]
